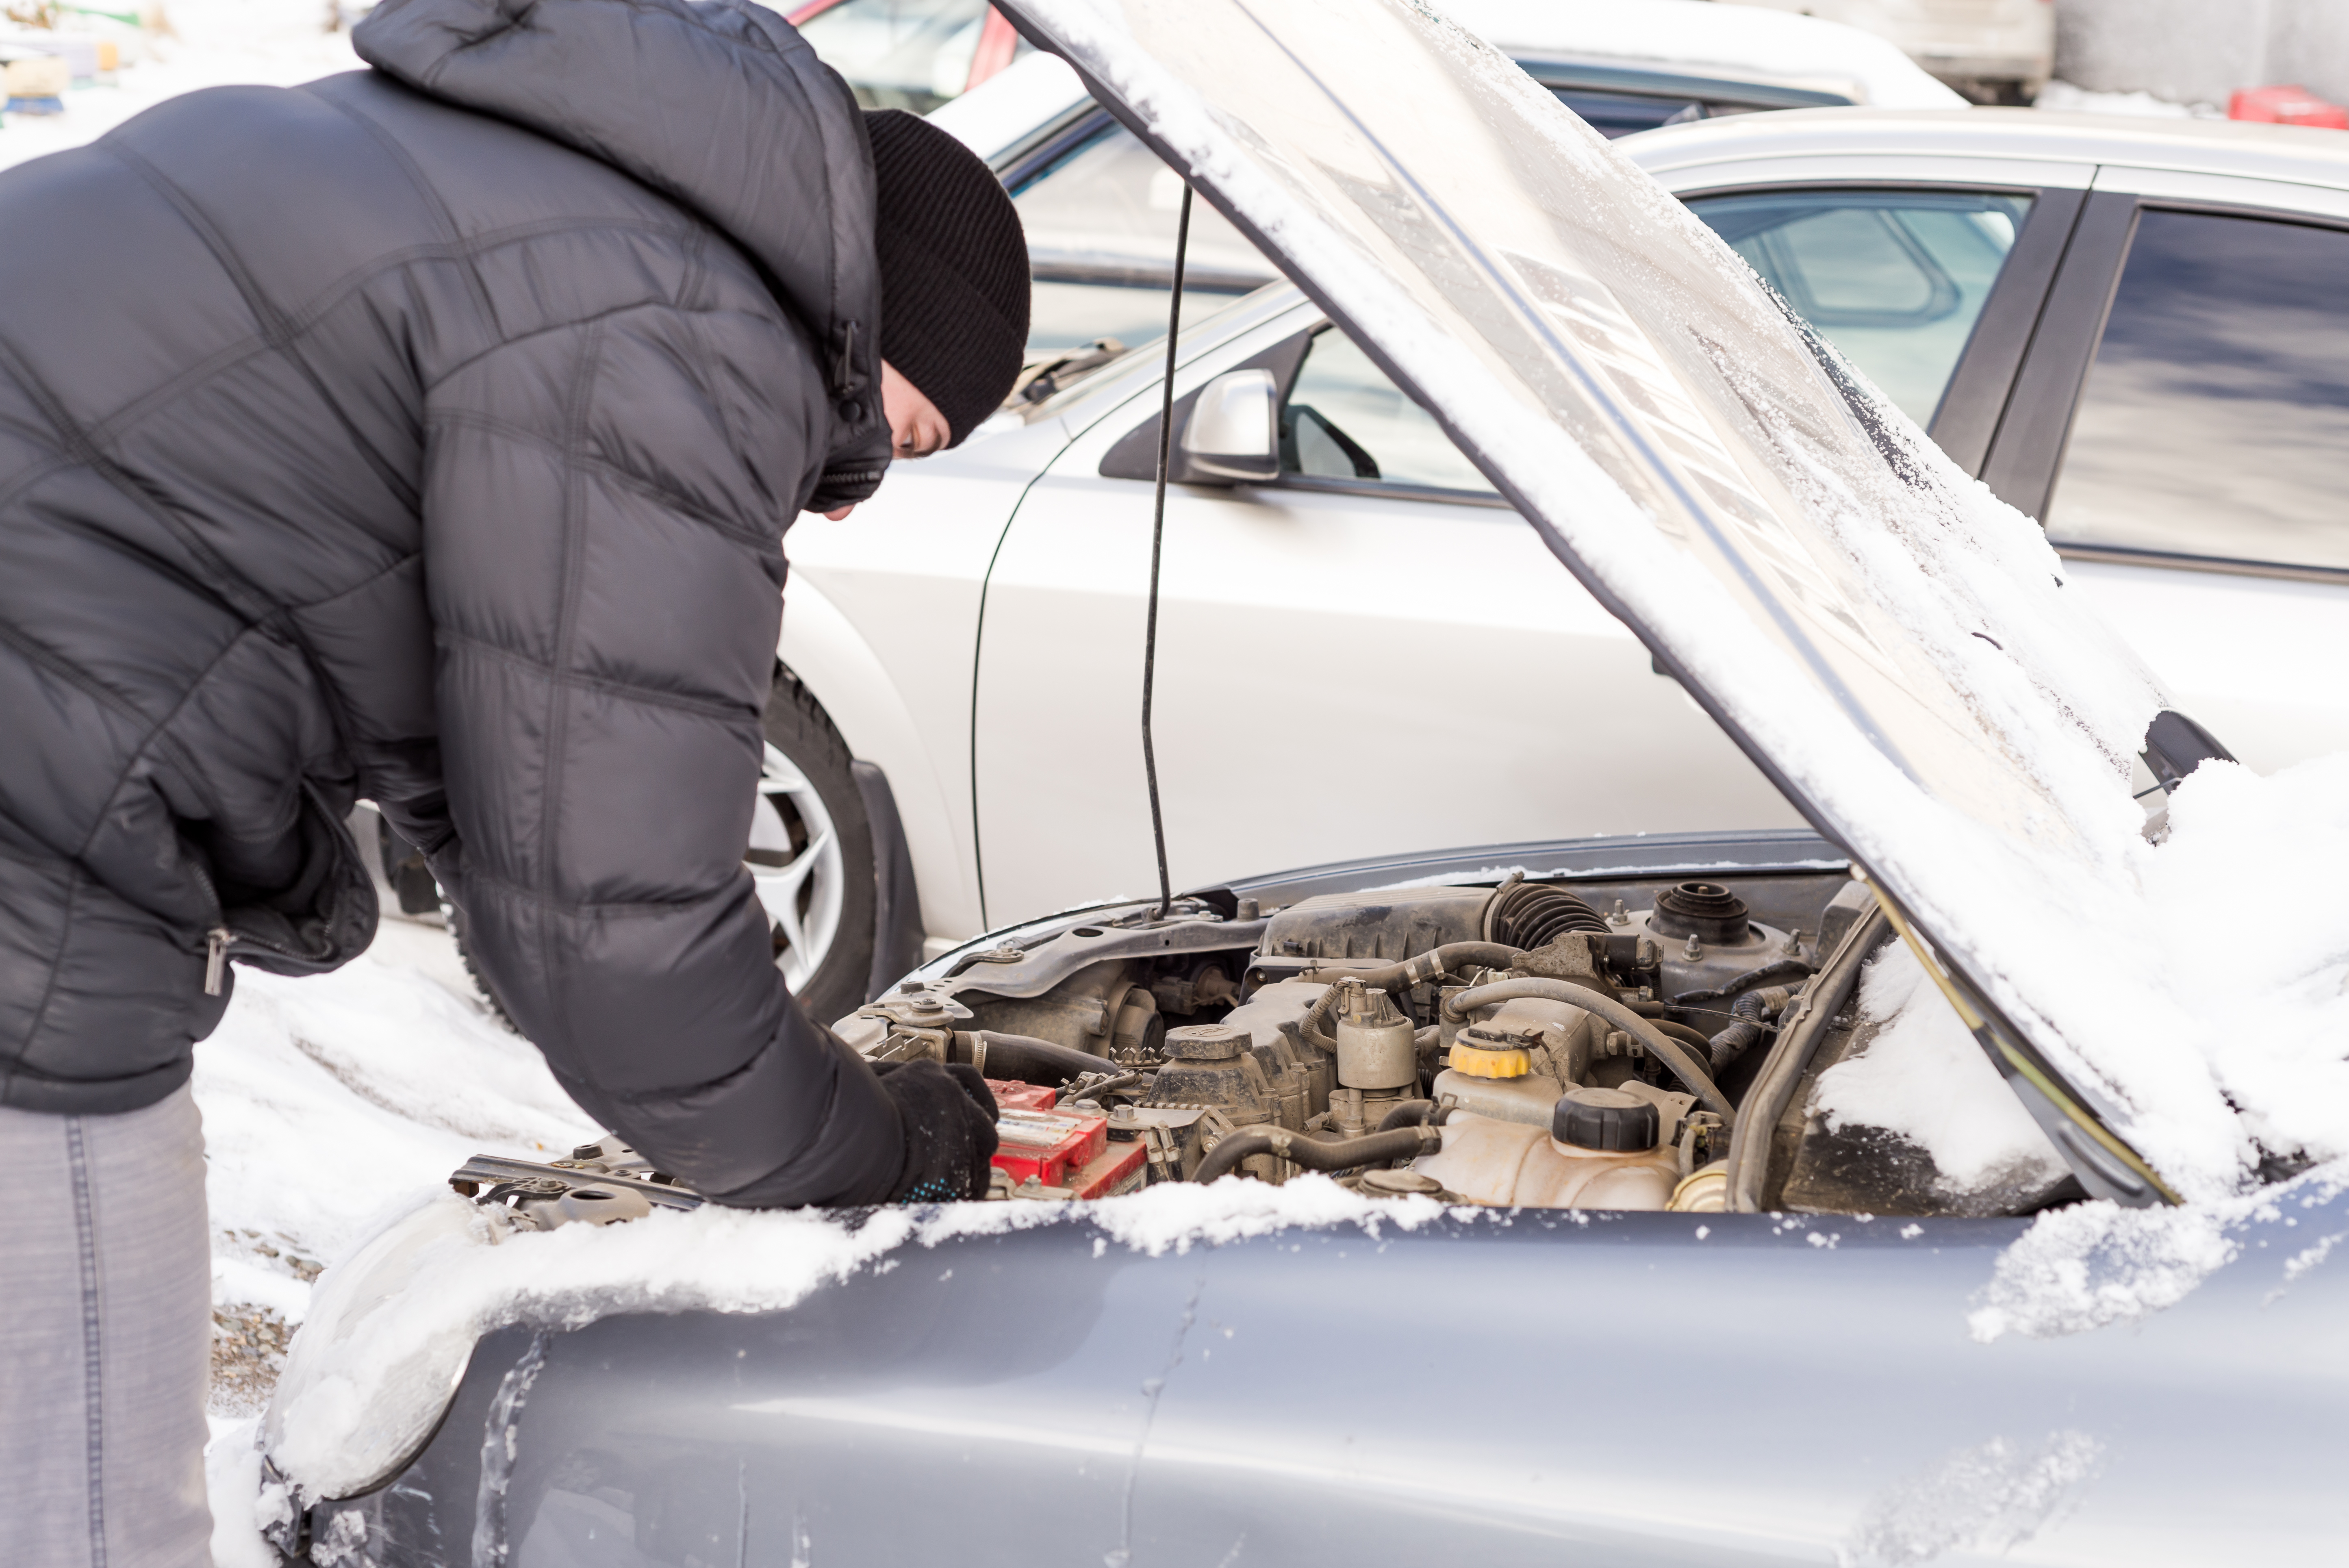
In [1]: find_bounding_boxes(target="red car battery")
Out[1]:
[984,1079,1059,1112]
[990,1105,1148,1198]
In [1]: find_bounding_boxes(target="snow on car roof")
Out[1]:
[989,0,2349,1203]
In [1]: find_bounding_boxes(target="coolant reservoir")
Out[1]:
[1413,1089,1680,1210]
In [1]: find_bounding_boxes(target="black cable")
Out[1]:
[1141,182,1192,919]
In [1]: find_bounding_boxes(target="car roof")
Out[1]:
[932,2,1965,166]
[1445,0,1962,110]
[1621,105,2349,192]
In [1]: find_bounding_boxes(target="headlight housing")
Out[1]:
[262,1195,494,1503]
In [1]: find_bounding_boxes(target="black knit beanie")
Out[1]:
[864,108,1030,447]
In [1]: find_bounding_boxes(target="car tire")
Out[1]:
[753,665,876,1026]
[440,667,878,1034]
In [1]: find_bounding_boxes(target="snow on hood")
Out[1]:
[988,0,2349,1201]
[265,1175,1448,1497]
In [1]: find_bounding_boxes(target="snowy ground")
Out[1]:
[198,914,595,1560]
[0,0,359,176]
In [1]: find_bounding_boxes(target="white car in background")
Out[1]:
[729,89,2349,1030]
[365,0,1966,1026]
[1721,0,2056,103]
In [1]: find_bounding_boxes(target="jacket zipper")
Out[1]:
[205,927,234,996]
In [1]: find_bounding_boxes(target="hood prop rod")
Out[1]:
[1141,181,1194,919]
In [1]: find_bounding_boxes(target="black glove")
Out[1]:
[872,1060,1000,1203]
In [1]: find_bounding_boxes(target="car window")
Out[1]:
[1278,328,1495,495]
[1689,191,2033,428]
[792,0,1025,114]
[1011,124,1280,356]
[2046,209,2349,573]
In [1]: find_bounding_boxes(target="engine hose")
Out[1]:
[1672,959,1814,1007]
[1377,1099,1452,1131]
[1647,1018,1715,1058]
[1706,991,1772,1073]
[1445,979,1734,1126]
[1194,1123,1444,1184]
[1299,941,1524,995]
[964,1031,1122,1086]
[1296,984,1342,1054]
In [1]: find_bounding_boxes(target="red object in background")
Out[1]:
[966,7,1020,91]
[2230,85,2349,129]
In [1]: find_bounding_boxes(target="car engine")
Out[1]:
[447,866,2083,1226]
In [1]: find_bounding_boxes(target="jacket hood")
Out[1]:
[354,0,883,423]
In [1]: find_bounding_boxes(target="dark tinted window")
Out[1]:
[2049,209,2349,571]
[1691,191,2031,427]
[1550,87,1705,137]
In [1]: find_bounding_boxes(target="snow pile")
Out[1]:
[266,1174,1448,1498]
[1838,1430,2102,1568]
[1003,0,2349,1204]
[0,0,358,175]
[1968,1161,2349,1340]
[196,919,596,1326]
[1812,943,2067,1195]
[2035,80,2219,119]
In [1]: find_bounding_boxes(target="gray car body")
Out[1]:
[292,833,2349,1565]
[269,3,2334,1556]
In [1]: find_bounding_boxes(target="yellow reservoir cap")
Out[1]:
[1448,1040,1532,1079]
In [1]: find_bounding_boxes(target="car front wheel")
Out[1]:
[751,667,876,1025]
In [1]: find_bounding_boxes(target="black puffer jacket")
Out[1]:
[0,0,907,1205]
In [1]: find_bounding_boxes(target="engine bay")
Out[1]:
[450,865,2090,1227]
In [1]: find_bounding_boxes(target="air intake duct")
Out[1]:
[1484,878,1609,949]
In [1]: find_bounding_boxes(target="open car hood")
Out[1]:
[990,0,2260,1207]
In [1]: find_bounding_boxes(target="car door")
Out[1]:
[970,307,1796,930]
[1976,172,2349,773]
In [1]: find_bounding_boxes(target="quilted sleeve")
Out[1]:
[419,303,901,1207]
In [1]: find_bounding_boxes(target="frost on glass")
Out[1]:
[999,0,2349,1200]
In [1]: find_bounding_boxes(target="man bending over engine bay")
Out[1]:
[0,0,1021,1555]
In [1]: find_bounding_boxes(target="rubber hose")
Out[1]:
[1377,1099,1439,1131]
[1445,979,1734,1126]
[1297,984,1342,1055]
[1673,958,1814,1006]
[967,1032,1122,1086]
[1300,941,1524,993]
[1706,991,1771,1073]
[1194,1123,1444,1184]
[1647,1018,1715,1058]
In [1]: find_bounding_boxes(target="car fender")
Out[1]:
[777,577,983,945]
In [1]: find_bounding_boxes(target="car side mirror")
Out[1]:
[1174,368,1279,484]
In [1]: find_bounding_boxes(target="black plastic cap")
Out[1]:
[1553,1087,1661,1152]
[1648,881,1752,945]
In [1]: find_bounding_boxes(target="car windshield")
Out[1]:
[1010,121,1281,355]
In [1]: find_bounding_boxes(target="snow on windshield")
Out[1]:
[997,0,2349,1203]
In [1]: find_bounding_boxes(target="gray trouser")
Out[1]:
[0,1086,213,1568]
